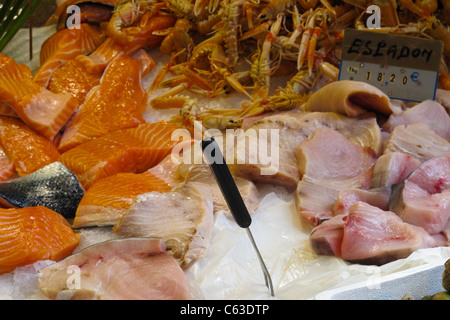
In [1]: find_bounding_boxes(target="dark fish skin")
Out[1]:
[0,162,84,219]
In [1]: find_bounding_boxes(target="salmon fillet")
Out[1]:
[0,206,79,274]
[58,53,148,152]
[59,121,181,189]
[0,102,19,118]
[0,116,60,176]
[0,54,79,140]
[35,24,105,87]
[0,146,16,182]
[73,171,172,228]
[47,59,102,104]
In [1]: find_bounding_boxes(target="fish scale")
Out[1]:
[0,162,84,219]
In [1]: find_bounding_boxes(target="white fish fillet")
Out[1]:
[382,100,450,140]
[113,182,214,269]
[38,238,190,300]
[384,122,450,163]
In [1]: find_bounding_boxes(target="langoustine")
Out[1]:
[76,6,176,74]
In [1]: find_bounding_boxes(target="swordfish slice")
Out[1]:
[114,182,214,269]
[0,54,79,140]
[233,111,382,190]
[382,100,450,140]
[38,238,189,300]
[34,23,105,87]
[59,121,180,190]
[331,186,391,216]
[296,128,377,184]
[384,122,450,163]
[310,202,437,265]
[58,53,148,152]
[294,128,377,226]
[340,202,437,265]
[370,152,421,189]
[390,156,450,235]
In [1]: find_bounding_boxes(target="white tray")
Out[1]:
[314,262,445,300]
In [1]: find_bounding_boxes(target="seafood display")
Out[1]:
[0,0,449,300]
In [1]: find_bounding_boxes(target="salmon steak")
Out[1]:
[0,206,79,274]
[59,121,181,189]
[34,23,105,87]
[0,116,60,176]
[58,53,148,152]
[0,54,79,140]
[47,59,102,104]
[73,152,182,228]
[73,171,172,228]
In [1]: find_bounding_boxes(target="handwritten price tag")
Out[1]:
[339,29,443,102]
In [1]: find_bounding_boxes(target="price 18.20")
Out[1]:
[365,71,408,86]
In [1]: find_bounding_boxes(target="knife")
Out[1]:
[201,137,274,297]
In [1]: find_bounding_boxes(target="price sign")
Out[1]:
[339,29,443,102]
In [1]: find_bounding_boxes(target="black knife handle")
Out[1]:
[201,137,252,228]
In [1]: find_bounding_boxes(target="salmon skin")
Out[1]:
[0,205,79,274]
[0,162,84,218]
